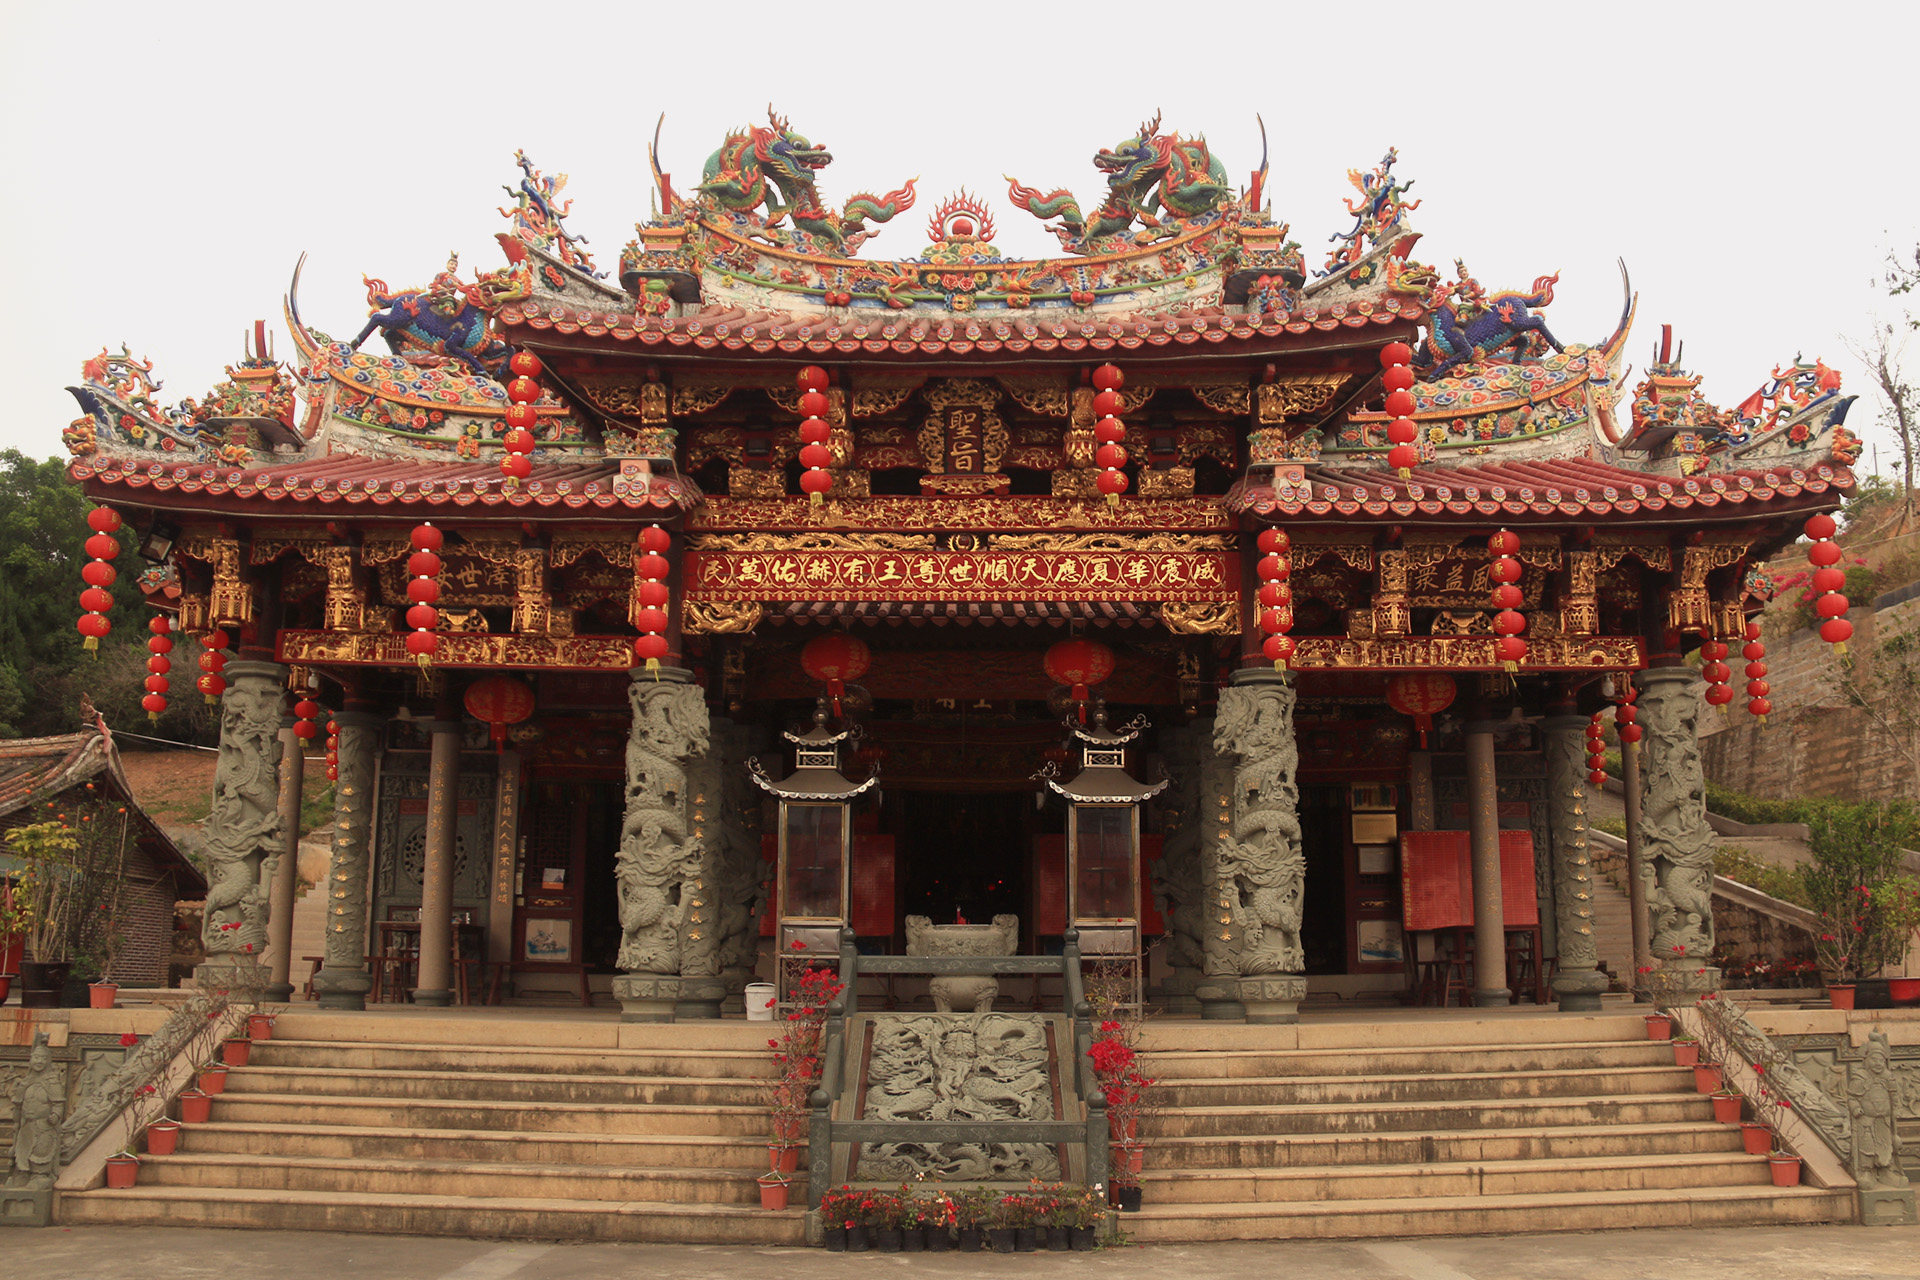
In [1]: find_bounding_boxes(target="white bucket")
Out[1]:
[745,983,777,1021]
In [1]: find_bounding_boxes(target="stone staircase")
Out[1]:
[56,1013,803,1244]
[1127,1012,1852,1241]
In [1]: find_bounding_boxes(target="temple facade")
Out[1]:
[60,120,1859,1021]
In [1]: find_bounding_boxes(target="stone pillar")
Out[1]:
[1541,715,1606,1011]
[1407,751,1436,831]
[313,710,382,1010]
[1621,735,1653,993]
[1214,669,1307,1024]
[1193,717,1244,1020]
[1636,665,1719,992]
[264,717,305,1002]
[611,668,710,1023]
[1148,726,1205,1014]
[195,660,287,986]
[413,720,462,1006]
[1464,720,1510,1006]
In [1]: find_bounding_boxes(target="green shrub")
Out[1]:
[1713,845,1813,908]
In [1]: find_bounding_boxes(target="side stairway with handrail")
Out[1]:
[805,927,1106,1207]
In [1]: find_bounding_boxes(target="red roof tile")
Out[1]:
[1229,458,1853,522]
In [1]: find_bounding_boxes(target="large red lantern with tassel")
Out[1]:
[1385,673,1456,748]
[1044,638,1115,718]
[1091,364,1128,507]
[464,674,536,750]
[801,633,872,716]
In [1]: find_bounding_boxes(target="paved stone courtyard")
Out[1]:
[9,1224,1920,1279]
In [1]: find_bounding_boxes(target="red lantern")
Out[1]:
[464,674,537,750]
[1257,529,1290,554]
[1386,418,1418,444]
[1382,365,1415,393]
[85,533,120,561]
[1380,341,1412,368]
[506,375,541,403]
[1745,661,1768,679]
[1488,530,1520,557]
[410,525,444,552]
[1044,638,1115,715]
[799,418,832,445]
[197,672,226,702]
[503,428,535,454]
[1491,583,1522,609]
[1489,558,1522,584]
[407,550,442,579]
[636,553,670,581]
[141,692,167,717]
[1815,594,1850,619]
[1701,660,1731,684]
[1699,641,1728,661]
[1094,416,1126,444]
[1385,673,1457,748]
[408,525,441,669]
[799,443,833,470]
[1615,705,1636,724]
[1704,684,1735,707]
[198,649,226,674]
[1091,364,1123,392]
[204,628,229,651]
[87,507,122,534]
[405,604,439,632]
[1262,634,1297,665]
[802,632,872,715]
[1820,617,1854,648]
[504,402,538,429]
[799,390,830,419]
[633,633,669,663]
[1808,541,1842,567]
[502,454,532,480]
[1492,609,1527,637]
[1812,566,1845,594]
[81,561,117,588]
[633,607,669,634]
[407,577,441,604]
[1749,698,1773,719]
[1092,389,1124,418]
[1588,769,1608,786]
[639,526,671,555]
[797,365,829,393]
[1384,388,1416,418]
[1095,470,1127,496]
[799,468,833,496]
[1495,635,1528,670]
[1746,680,1770,697]
[1387,445,1418,473]
[508,351,544,379]
[1804,513,1837,540]
[1258,581,1292,608]
[146,655,170,674]
[79,586,114,615]
[1095,443,1129,470]
[1618,723,1643,745]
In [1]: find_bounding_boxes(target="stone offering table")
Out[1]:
[904,915,1019,1012]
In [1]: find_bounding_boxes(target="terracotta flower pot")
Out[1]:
[1111,1141,1145,1175]
[1741,1122,1773,1155]
[1693,1063,1724,1094]
[1109,1113,1137,1142]
[1828,984,1856,1011]
[88,981,118,1009]
[767,1143,800,1175]
[1768,1155,1802,1187]
[1643,1013,1672,1040]
[756,1175,791,1211]
[1711,1092,1744,1124]
[145,1121,180,1156]
[178,1089,213,1124]
[198,1066,228,1095]
[247,1013,275,1041]
[221,1038,252,1067]
[105,1155,139,1189]
[1672,1041,1700,1067]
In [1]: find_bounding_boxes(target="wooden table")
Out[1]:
[375,922,488,1004]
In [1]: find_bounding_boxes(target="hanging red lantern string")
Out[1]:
[292,692,322,742]
[801,632,873,718]
[1585,712,1608,786]
[500,351,544,484]
[633,524,672,679]
[1614,679,1642,747]
[77,506,121,655]
[1699,637,1734,712]
[1804,512,1851,657]
[1488,529,1526,673]
[325,717,340,782]
[405,523,443,670]
[197,628,230,705]
[1380,341,1419,478]
[1092,363,1128,510]
[796,365,833,508]
[141,614,172,724]
[1044,637,1115,724]
[1255,527,1296,671]
[1742,618,1771,725]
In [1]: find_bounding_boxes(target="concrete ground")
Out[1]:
[9,1224,1920,1280]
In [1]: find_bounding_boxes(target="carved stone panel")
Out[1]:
[853,1012,1062,1183]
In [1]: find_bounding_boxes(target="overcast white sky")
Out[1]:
[3,2,1915,481]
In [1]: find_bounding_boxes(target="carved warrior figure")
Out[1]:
[905,915,1019,1013]
[1213,680,1305,976]
[200,671,285,956]
[617,679,710,975]
[1849,1030,1909,1190]
[1637,672,1716,963]
[7,1033,61,1189]
[857,1013,1060,1182]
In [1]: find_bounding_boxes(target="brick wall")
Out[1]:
[1700,593,1920,805]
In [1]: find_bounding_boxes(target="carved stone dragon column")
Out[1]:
[675,716,764,1019]
[1541,714,1607,1011]
[195,660,287,985]
[313,710,382,1010]
[1636,665,1720,993]
[1212,669,1307,1024]
[611,667,711,1022]
[1148,726,1206,1014]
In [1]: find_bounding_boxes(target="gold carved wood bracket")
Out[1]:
[279,630,633,671]
[1292,635,1644,672]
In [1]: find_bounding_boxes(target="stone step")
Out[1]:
[1136,1013,1650,1052]
[1139,1151,1771,1203]
[54,1184,807,1246]
[1145,1119,1744,1169]
[1147,1091,1711,1138]
[139,1152,770,1205]
[1143,1038,1672,1079]
[265,1014,770,1052]
[1121,1183,1851,1243]
[1155,1064,1692,1107]
[199,1092,768,1137]
[252,1040,772,1080]
[177,1120,779,1169]
[224,1064,765,1107]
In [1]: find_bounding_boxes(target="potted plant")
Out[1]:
[763,941,842,1152]
[953,1186,991,1252]
[1069,1182,1106,1250]
[915,1186,956,1252]
[1806,802,1920,1004]
[104,1149,140,1189]
[144,1117,182,1157]
[818,1185,859,1252]
[755,1170,791,1211]
[8,793,142,1008]
[220,1035,253,1067]
[197,1059,230,1095]
[178,1087,213,1125]
[1030,1179,1073,1251]
[1670,1035,1701,1067]
[1872,876,1920,1001]
[995,1190,1035,1253]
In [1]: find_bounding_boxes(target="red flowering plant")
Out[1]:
[818,1185,861,1232]
[765,940,845,1144]
[1083,959,1154,1179]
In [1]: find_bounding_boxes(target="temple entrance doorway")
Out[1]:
[887,789,1062,953]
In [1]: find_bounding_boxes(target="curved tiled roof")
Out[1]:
[1229,458,1853,523]
[495,295,1424,358]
